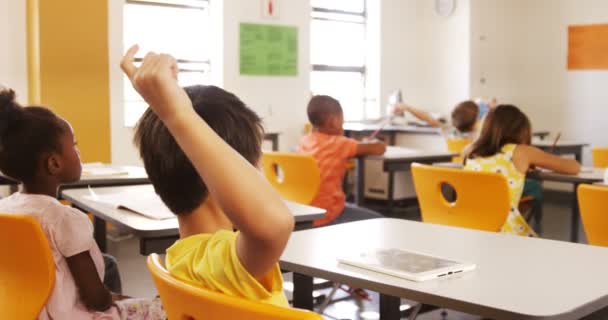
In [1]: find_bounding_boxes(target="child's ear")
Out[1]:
[46,154,62,176]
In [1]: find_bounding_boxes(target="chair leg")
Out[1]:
[407,303,423,320]
[317,282,340,314]
[535,200,544,235]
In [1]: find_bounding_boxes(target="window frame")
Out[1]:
[123,0,211,127]
[310,1,369,120]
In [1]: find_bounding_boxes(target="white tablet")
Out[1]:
[338,248,476,282]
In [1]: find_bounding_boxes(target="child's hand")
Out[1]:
[489,97,498,109]
[391,103,409,115]
[120,45,192,124]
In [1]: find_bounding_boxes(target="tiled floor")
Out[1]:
[107,191,598,320]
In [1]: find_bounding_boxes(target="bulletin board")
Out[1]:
[239,23,298,76]
[568,24,608,70]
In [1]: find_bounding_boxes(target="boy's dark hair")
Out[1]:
[451,100,479,133]
[0,89,67,183]
[466,104,532,159]
[307,95,343,127]
[133,85,264,215]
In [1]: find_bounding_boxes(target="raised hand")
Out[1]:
[120,45,192,124]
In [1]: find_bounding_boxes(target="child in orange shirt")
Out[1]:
[298,95,386,226]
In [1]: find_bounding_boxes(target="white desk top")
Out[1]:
[281,218,608,319]
[343,122,440,134]
[367,146,456,161]
[533,167,604,184]
[61,185,326,236]
[433,163,604,185]
[76,165,148,185]
[532,140,588,148]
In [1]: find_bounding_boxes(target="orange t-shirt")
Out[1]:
[297,132,358,226]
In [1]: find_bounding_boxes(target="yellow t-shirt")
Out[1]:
[165,230,289,307]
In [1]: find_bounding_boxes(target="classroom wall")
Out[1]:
[110,0,311,164]
[470,0,608,164]
[29,0,111,163]
[0,0,28,103]
[221,0,311,153]
[379,0,471,117]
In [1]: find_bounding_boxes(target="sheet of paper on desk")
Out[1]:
[384,146,419,156]
[82,163,129,177]
[84,192,175,220]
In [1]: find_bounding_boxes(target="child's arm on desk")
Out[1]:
[514,145,581,175]
[121,46,293,279]
[356,138,386,156]
[394,103,442,128]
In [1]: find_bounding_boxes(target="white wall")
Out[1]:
[0,0,27,103]
[221,0,310,152]
[110,0,311,164]
[470,0,608,164]
[380,0,471,116]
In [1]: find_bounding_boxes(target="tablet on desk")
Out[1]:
[338,248,476,282]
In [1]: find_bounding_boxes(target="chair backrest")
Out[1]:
[411,163,511,231]
[578,184,608,247]
[592,147,608,168]
[146,254,322,320]
[261,152,321,204]
[0,214,55,319]
[446,138,472,163]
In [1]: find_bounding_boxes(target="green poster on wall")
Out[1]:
[239,23,298,76]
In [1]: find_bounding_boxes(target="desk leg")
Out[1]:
[571,183,580,243]
[272,136,279,151]
[380,294,401,320]
[387,171,395,212]
[355,158,365,206]
[94,216,107,253]
[575,148,583,163]
[389,132,396,146]
[292,273,314,310]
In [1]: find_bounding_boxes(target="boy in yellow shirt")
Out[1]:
[121,46,294,306]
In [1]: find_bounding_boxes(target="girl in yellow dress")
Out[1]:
[464,105,580,236]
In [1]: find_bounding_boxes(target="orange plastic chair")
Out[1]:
[261,152,321,204]
[578,184,608,247]
[592,147,608,168]
[147,254,322,320]
[446,138,472,163]
[0,214,55,319]
[411,163,511,232]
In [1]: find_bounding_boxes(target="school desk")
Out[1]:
[345,121,552,145]
[533,131,551,140]
[61,184,326,254]
[354,147,456,209]
[344,122,440,145]
[281,218,608,320]
[532,140,588,163]
[264,132,281,151]
[0,165,150,196]
[529,168,605,242]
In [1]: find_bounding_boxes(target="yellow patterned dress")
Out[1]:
[464,144,536,237]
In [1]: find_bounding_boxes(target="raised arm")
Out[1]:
[121,46,293,278]
[394,103,442,128]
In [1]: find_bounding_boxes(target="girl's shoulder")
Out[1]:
[501,143,518,154]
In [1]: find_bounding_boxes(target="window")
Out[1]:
[123,0,211,126]
[310,0,373,121]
